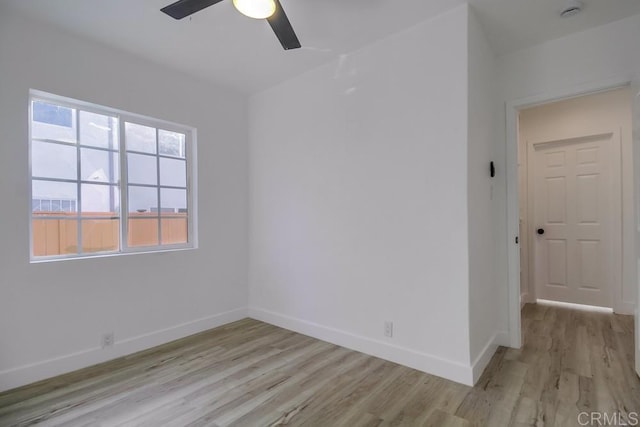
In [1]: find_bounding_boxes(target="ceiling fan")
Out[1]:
[161,0,301,50]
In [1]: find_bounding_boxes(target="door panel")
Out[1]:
[546,239,567,287]
[533,134,615,308]
[577,239,600,289]
[576,174,599,223]
[546,176,567,223]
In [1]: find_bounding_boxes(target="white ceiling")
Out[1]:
[3,0,640,93]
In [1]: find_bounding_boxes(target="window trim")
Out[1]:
[29,89,197,262]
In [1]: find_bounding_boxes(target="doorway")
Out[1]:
[517,87,633,312]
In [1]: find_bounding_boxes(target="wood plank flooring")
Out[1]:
[0,304,638,426]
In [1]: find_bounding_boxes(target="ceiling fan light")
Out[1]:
[233,0,276,19]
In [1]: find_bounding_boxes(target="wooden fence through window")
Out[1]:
[32,212,188,256]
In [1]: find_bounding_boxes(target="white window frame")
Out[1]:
[29,89,197,262]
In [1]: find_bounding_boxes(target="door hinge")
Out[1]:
[515,236,519,244]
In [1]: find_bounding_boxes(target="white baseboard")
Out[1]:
[471,331,509,385]
[615,301,636,316]
[520,292,534,308]
[248,307,475,386]
[494,331,510,347]
[0,307,248,393]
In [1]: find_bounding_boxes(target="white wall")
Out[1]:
[467,9,507,381]
[518,88,634,313]
[496,14,640,344]
[249,5,480,384]
[499,15,640,103]
[0,8,249,391]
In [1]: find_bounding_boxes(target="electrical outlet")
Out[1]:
[384,321,393,338]
[102,332,114,348]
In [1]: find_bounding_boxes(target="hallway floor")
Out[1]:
[456,303,640,425]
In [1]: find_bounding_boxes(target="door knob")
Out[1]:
[537,228,545,235]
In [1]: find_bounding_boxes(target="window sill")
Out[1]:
[30,246,197,264]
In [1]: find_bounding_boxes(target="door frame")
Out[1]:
[505,76,636,348]
[632,80,640,376]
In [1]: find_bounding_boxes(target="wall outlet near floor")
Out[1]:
[102,332,114,348]
[384,321,393,338]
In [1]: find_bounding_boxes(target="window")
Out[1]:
[30,91,195,260]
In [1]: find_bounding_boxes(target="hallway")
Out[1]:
[457,303,640,425]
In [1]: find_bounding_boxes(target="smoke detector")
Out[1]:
[561,0,583,17]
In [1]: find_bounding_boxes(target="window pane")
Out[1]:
[32,181,77,214]
[161,217,187,245]
[33,101,73,127]
[128,186,157,214]
[127,153,157,185]
[81,184,119,215]
[82,219,119,253]
[160,188,187,213]
[159,130,185,158]
[32,101,76,143]
[128,218,159,247]
[32,219,78,256]
[160,158,186,188]
[32,141,77,180]
[81,148,119,183]
[80,111,118,149]
[125,122,156,154]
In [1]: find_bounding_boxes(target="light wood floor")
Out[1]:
[1,304,638,426]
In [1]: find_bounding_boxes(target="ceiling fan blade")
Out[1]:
[161,0,225,20]
[267,0,301,50]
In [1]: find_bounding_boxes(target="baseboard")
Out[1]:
[471,331,509,385]
[520,292,533,309]
[0,307,248,393]
[614,301,635,316]
[248,307,475,386]
[494,331,510,347]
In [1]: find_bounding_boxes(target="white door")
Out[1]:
[532,133,619,308]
